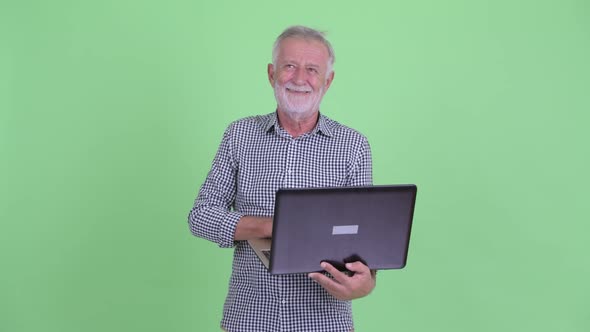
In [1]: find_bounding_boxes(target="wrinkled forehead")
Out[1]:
[275,37,331,65]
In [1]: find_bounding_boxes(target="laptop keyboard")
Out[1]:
[261,250,271,260]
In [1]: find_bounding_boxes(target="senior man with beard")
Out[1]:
[188,25,375,332]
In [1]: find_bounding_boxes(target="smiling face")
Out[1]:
[268,37,334,120]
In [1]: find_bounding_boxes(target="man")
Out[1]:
[188,25,375,332]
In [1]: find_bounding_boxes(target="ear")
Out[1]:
[267,63,275,87]
[324,70,335,91]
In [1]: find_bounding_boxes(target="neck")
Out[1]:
[276,109,319,138]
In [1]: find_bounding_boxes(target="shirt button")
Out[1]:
[281,300,286,304]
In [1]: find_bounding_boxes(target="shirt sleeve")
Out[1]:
[347,136,373,186]
[187,124,243,248]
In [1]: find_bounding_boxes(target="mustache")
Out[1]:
[284,82,312,93]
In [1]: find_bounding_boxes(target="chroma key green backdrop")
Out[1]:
[1,0,589,331]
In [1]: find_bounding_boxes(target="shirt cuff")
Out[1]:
[217,211,243,248]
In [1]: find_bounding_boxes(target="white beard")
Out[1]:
[274,81,324,120]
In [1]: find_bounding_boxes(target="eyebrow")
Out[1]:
[281,59,322,69]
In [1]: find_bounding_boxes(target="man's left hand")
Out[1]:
[308,261,376,301]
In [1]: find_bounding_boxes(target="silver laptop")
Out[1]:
[248,184,417,274]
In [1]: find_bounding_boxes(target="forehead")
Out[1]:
[276,37,330,66]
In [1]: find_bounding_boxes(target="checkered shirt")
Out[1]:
[188,112,373,332]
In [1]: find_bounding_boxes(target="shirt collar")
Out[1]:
[263,111,334,137]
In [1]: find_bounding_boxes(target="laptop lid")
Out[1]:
[256,184,417,275]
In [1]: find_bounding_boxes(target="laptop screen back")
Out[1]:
[268,185,417,274]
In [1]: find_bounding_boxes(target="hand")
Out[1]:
[234,216,273,240]
[308,261,376,301]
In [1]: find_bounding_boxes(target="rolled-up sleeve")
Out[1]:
[188,124,243,248]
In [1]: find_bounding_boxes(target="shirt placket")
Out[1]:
[282,138,297,188]
[280,137,299,332]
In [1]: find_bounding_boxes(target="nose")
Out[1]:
[293,67,306,85]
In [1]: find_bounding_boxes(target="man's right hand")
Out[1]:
[234,216,273,240]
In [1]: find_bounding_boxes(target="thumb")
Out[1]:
[345,261,369,273]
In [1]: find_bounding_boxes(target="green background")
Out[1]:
[2,0,589,331]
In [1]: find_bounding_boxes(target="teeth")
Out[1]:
[287,88,310,93]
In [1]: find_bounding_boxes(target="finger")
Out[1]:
[345,261,370,274]
[308,272,346,294]
[320,262,350,284]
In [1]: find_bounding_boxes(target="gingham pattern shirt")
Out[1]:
[188,112,372,332]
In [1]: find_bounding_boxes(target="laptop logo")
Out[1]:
[332,225,359,235]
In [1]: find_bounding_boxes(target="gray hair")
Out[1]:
[272,25,335,75]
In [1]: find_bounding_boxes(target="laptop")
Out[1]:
[248,184,417,274]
